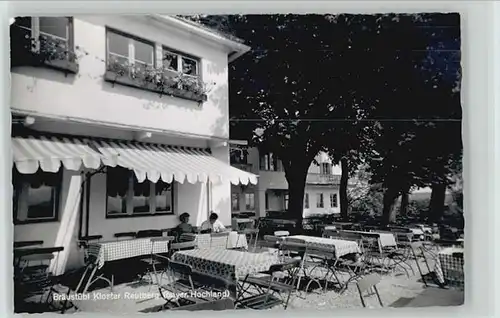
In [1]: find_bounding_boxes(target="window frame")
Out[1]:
[245,192,255,211]
[13,168,62,224]
[16,17,74,54]
[330,193,338,208]
[105,27,156,76]
[316,193,324,208]
[162,46,200,78]
[105,167,175,219]
[231,192,240,212]
[304,193,309,209]
[321,163,331,175]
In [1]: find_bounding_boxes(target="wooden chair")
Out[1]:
[238,259,301,310]
[356,273,383,307]
[136,229,163,238]
[274,231,290,238]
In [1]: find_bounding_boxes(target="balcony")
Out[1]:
[306,173,340,185]
[231,162,253,172]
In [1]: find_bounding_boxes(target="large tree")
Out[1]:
[185,13,461,226]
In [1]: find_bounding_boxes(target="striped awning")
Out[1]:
[93,139,258,185]
[12,135,108,174]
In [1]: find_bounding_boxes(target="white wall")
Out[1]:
[303,186,340,218]
[11,15,231,139]
[209,145,231,226]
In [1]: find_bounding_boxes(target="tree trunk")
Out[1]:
[339,157,349,222]
[381,188,399,226]
[429,183,447,223]
[284,164,309,229]
[399,191,409,217]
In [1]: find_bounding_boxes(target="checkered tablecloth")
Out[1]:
[87,238,169,269]
[181,232,248,249]
[434,247,464,287]
[172,249,280,282]
[287,235,361,259]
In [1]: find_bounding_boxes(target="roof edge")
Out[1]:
[149,15,251,60]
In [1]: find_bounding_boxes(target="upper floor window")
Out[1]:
[330,193,338,208]
[304,193,309,209]
[10,17,77,73]
[230,148,248,165]
[320,163,331,175]
[13,168,62,223]
[106,29,155,75]
[106,166,174,217]
[163,48,199,78]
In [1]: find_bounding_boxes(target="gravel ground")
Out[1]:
[68,255,454,313]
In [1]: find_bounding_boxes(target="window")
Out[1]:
[316,193,324,208]
[106,167,174,217]
[260,153,281,171]
[13,168,62,223]
[230,148,248,165]
[265,192,269,210]
[330,193,338,208]
[284,194,289,210]
[231,193,240,211]
[245,193,255,210]
[12,17,74,60]
[107,29,155,75]
[162,48,199,77]
[304,193,309,209]
[320,163,331,175]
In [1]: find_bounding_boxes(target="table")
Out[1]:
[434,247,464,288]
[182,232,248,250]
[286,235,361,259]
[87,238,170,269]
[342,230,397,248]
[172,248,280,283]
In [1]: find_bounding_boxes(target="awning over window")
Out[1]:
[92,139,258,185]
[12,135,106,174]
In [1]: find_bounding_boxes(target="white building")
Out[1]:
[229,144,341,219]
[10,15,257,273]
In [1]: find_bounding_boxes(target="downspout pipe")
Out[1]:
[77,166,105,240]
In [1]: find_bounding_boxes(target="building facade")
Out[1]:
[230,145,341,219]
[10,15,256,274]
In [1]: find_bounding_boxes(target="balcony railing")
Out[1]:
[231,163,253,172]
[306,173,340,185]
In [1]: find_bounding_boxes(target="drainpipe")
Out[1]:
[77,166,105,240]
[78,171,85,240]
[85,172,91,237]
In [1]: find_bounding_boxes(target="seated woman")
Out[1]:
[173,212,195,241]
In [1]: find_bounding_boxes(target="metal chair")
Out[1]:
[238,259,301,310]
[140,236,175,289]
[356,273,383,307]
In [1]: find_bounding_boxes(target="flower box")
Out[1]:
[104,70,208,103]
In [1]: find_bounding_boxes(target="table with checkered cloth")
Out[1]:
[434,247,464,287]
[87,238,169,269]
[287,235,361,259]
[182,232,248,249]
[172,249,280,282]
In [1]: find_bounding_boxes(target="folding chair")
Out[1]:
[356,273,383,308]
[302,245,341,292]
[136,229,163,238]
[171,298,235,311]
[210,232,230,249]
[169,241,197,257]
[361,235,413,277]
[238,259,301,310]
[408,242,434,287]
[140,236,175,289]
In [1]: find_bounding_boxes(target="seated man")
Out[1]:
[200,212,226,234]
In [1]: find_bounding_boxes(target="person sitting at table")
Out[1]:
[200,212,226,234]
[173,212,195,241]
